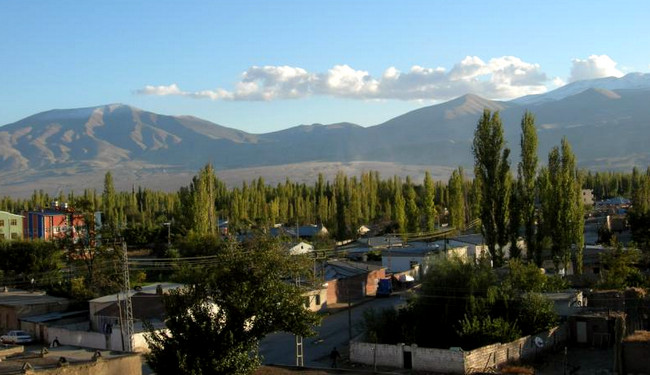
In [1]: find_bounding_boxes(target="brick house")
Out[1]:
[324,260,386,304]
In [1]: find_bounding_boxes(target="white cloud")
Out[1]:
[568,54,623,83]
[136,83,184,96]
[135,56,554,101]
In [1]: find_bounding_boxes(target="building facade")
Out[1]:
[23,205,86,242]
[0,211,23,241]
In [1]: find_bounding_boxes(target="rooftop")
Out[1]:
[95,293,165,321]
[0,345,137,373]
[325,259,384,280]
[0,288,68,307]
[89,282,183,304]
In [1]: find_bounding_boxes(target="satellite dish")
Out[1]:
[534,336,545,348]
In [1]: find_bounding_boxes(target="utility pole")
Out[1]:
[295,335,304,366]
[347,284,352,343]
[295,274,303,366]
[121,241,134,352]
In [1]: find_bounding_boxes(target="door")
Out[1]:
[403,350,412,369]
[576,321,587,343]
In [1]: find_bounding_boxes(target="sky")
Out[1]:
[2,0,650,134]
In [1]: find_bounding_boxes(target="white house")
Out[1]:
[288,241,314,255]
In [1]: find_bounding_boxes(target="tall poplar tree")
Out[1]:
[190,164,218,236]
[405,177,419,233]
[472,110,511,266]
[448,167,466,231]
[539,138,584,273]
[518,111,539,263]
[422,171,437,232]
[393,179,406,237]
[102,171,118,233]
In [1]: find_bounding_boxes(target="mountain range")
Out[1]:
[2,73,650,196]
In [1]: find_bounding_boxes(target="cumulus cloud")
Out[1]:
[136,83,184,96]
[136,56,554,101]
[568,54,624,83]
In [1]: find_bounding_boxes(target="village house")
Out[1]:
[0,287,70,332]
[381,242,444,275]
[285,224,329,239]
[88,282,182,332]
[288,241,314,255]
[324,260,386,304]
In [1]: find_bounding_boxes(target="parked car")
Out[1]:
[1,330,33,344]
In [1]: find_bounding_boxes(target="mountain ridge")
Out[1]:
[2,74,650,196]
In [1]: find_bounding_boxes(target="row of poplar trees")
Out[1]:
[472,109,584,271]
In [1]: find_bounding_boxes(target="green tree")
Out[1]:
[422,171,437,232]
[448,168,466,231]
[539,138,584,274]
[393,182,406,237]
[472,110,511,266]
[518,112,538,263]
[189,164,219,236]
[598,243,643,289]
[145,237,320,375]
[629,173,650,251]
[102,171,118,233]
[405,178,419,233]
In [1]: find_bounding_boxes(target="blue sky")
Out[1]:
[2,1,649,133]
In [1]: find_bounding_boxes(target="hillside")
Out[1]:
[2,74,650,196]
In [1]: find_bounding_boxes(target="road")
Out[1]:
[259,293,405,367]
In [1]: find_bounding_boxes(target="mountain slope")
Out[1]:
[512,72,650,105]
[0,104,258,171]
[2,74,650,195]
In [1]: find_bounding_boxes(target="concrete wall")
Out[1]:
[23,354,142,375]
[413,346,464,373]
[350,341,405,368]
[350,341,464,373]
[46,326,151,352]
[0,345,24,358]
[0,306,19,330]
[464,325,568,372]
[622,339,650,374]
[350,325,567,373]
[303,288,328,312]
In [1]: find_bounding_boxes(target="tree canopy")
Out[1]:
[145,237,320,375]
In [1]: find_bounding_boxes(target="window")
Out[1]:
[0,233,4,239]
[10,219,17,226]
[0,220,4,227]
[10,233,18,239]
[53,227,59,233]
[315,294,321,305]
